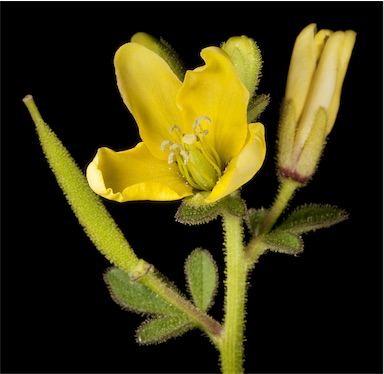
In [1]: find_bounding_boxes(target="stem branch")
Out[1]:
[246,178,300,265]
[141,272,223,342]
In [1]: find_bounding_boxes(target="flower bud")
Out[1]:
[278,24,356,184]
[131,32,185,80]
[221,35,262,98]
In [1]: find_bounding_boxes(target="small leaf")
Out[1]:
[263,230,304,255]
[247,207,268,235]
[136,315,194,345]
[104,267,181,316]
[278,204,348,234]
[247,94,270,122]
[175,192,220,225]
[185,249,218,312]
[221,192,247,218]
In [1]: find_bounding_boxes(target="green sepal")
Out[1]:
[247,207,268,235]
[263,230,304,255]
[247,94,270,123]
[175,192,246,225]
[104,267,181,316]
[131,32,186,81]
[185,248,218,312]
[136,315,194,345]
[220,192,247,218]
[277,204,348,234]
[175,192,220,225]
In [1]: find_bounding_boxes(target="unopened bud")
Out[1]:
[221,35,262,98]
[277,24,356,184]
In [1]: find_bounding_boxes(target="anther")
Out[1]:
[160,140,173,151]
[170,143,183,151]
[168,151,176,164]
[192,116,211,130]
[170,125,181,134]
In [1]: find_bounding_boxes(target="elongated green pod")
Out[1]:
[23,95,140,274]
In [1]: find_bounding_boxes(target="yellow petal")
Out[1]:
[285,24,318,123]
[205,122,266,203]
[114,43,183,160]
[285,24,332,125]
[177,46,249,164]
[86,143,193,202]
[326,30,356,134]
[293,31,344,154]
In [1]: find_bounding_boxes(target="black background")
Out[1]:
[1,1,383,373]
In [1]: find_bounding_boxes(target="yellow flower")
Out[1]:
[278,23,356,183]
[87,40,266,203]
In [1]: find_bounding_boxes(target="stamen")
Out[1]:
[177,161,201,190]
[180,150,189,164]
[168,143,189,164]
[168,151,176,164]
[170,143,183,151]
[192,116,211,130]
[170,125,181,134]
[160,140,173,151]
[162,117,221,191]
[200,146,222,176]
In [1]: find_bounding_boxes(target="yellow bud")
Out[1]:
[277,24,356,184]
[221,35,262,97]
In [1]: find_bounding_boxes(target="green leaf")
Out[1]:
[247,94,270,122]
[221,192,247,218]
[104,267,181,316]
[263,230,304,255]
[247,207,268,235]
[136,315,194,345]
[278,204,348,234]
[185,249,218,312]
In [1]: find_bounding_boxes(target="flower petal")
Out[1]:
[326,30,356,134]
[177,46,249,164]
[205,122,266,203]
[114,42,183,160]
[293,31,344,154]
[86,143,193,202]
[285,24,332,124]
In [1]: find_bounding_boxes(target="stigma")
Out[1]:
[160,116,222,191]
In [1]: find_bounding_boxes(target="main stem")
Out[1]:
[219,212,248,374]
